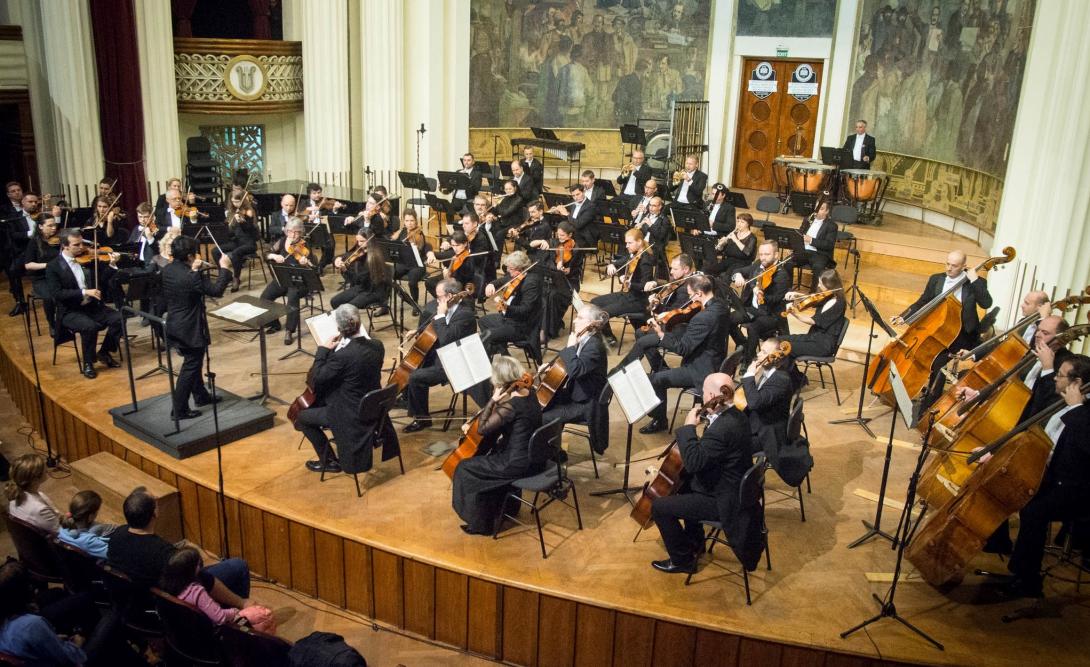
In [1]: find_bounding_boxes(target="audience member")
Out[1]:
[5,453,60,531]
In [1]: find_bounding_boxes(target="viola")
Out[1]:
[734,341,792,411]
[388,288,474,394]
[442,372,535,479]
[285,240,311,263]
[496,261,539,314]
[639,296,702,333]
[781,287,842,317]
[556,237,574,265]
[534,320,605,408]
[616,243,653,293]
[866,247,1016,407]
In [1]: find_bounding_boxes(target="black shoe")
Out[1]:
[194,394,222,407]
[410,308,420,317]
[171,409,201,420]
[283,330,294,345]
[306,459,341,473]
[265,321,282,333]
[404,418,432,433]
[460,524,488,535]
[81,363,97,379]
[373,306,389,317]
[651,558,696,574]
[97,352,121,368]
[604,336,618,347]
[639,419,667,435]
[230,278,241,293]
[8,302,27,317]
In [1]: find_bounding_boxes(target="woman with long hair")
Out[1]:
[4,454,59,532]
[331,230,392,314]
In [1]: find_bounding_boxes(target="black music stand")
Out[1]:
[124,273,171,380]
[437,171,472,195]
[377,239,417,336]
[678,232,718,271]
[207,295,288,405]
[763,224,807,259]
[830,287,896,438]
[497,161,513,178]
[595,179,617,198]
[483,174,506,195]
[672,207,709,235]
[726,191,749,209]
[530,127,559,141]
[619,123,648,147]
[269,264,323,360]
[821,146,850,168]
[542,192,573,209]
[606,199,633,227]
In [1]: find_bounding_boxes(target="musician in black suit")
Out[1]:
[450,153,481,215]
[794,201,838,288]
[479,250,543,358]
[520,146,544,194]
[403,278,479,432]
[892,249,992,407]
[510,204,552,265]
[842,119,877,170]
[619,254,696,373]
[783,270,848,359]
[741,337,796,458]
[295,304,386,474]
[260,219,315,345]
[1020,317,1074,421]
[669,155,707,208]
[6,191,41,315]
[706,183,736,235]
[641,275,729,434]
[617,149,653,203]
[44,229,125,379]
[267,194,297,239]
[650,373,754,574]
[160,236,234,419]
[579,170,605,209]
[541,304,608,427]
[126,203,161,265]
[631,196,671,278]
[730,239,792,364]
[547,186,596,249]
[1003,354,1090,598]
[593,227,656,347]
[510,160,539,205]
[628,178,660,224]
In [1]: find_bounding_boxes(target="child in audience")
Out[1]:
[160,547,277,635]
[57,490,114,559]
[5,453,60,531]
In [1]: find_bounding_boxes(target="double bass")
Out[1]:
[441,372,535,479]
[865,248,1016,406]
[387,287,474,394]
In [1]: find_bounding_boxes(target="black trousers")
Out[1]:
[542,399,591,427]
[794,250,834,288]
[782,332,836,358]
[296,405,333,460]
[62,302,123,363]
[479,313,528,357]
[213,242,256,275]
[30,279,55,329]
[648,365,704,423]
[651,491,718,563]
[331,285,385,310]
[731,307,782,363]
[260,281,301,332]
[394,264,425,305]
[7,242,27,302]
[920,331,977,412]
[173,345,212,414]
[591,291,646,340]
[621,327,666,372]
[1009,480,1090,585]
[406,363,447,417]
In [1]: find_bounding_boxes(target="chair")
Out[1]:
[764,391,812,522]
[612,311,652,352]
[317,383,405,497]
[794,318,850,405]
[504,328,543,367]
[684,455,771,605]
[0,513,63,584]
[561,383,613,479]
[98,563,164,639]
[218,622,292,667]
[151,587,224,665]
[493,420,583,559]
[241,250,268,289]
[755,196,781,228]
[50,305,82,370]
[51,538,107,600]
[829,204,859,271]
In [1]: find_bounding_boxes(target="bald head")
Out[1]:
[703,373,735,402]
[1020,290,1050,317]
[944,250,967,278]
[1035,315,1069,352]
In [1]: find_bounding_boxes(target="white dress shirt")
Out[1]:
[63,254,87,291]
[941,274,963,302]
[169,209,184,229]
[624,171,638,195]
[678,174,692,202]
[804,218,827,251]
[853,134,865,161]
[1022,323,1037,345]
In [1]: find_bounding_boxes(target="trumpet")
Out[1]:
[671,170,686,186]
[620,162,636,177]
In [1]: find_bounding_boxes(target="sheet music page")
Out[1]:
[627,360,662,415]
[409,242,424,268]
[438,333,491,393]
[305,312,339,346]
[608,360,661,424]
[210,301,266,323]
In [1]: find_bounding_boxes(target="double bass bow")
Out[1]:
[441,372,536,479]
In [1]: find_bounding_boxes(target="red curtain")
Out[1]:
[249,0,272,39]
[172,0,198,37]
[89,0,148,223]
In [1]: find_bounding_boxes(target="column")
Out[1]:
[704,0,736,182]
[37,0,104,206]
[15,0,58,193]
[820,0,861,147]
[988,0,1090,332]
[358,0,405,177]
[298,0,350,187]
[134,0,182,194]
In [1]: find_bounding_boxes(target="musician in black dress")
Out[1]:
[480,250,543,357]
[530,221,585,339]
[22,215,62,333]
[783,270,848,359]
[85,195,126,245]
[540,304,608,428]
[452,355,544,535]
[353,191,390,239]
[160,236,233,419]
[215,193,259,292]
[640,275,729,434]
[260,219,314,345]
[491,180,527,239]
[389,208,431,309]
[650,373,753,574]
[425,230,477,298]
[703,213,757,281]
[730,239,792,364]
[592,227,656,347]
[618,254,696,373]
[403,278,478,432]
[331,232,391,311]
[295,304,385,474]
[510,203,552,259]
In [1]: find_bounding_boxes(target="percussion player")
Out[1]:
[842,119,876,170]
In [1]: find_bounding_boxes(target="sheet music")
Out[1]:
[571,290,585,312]
[409,242,424,268]
[437,333,491,393]
[210,301,266,323]
[608,360,661,424]
[306,311,370,346]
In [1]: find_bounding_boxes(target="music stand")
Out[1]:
[269,264,323,360]
[678,232,718,271]
[592,361,661,503]
[530,127,559,141]
[542,192,573,209]
[726,191,749,209]
[207,295,289,405]
[830,287,896,438]
[762,224,807,259]
[497,161,513,178]
[595,179,617,198]
[437,171,472,195]
[672,207,709,235]
[619,124,648,147]
[606,199,633,227]
[821,146,849,167]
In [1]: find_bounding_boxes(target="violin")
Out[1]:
[496,261,539,313]
[339,238,370,272]
[616,243,653,292]
[173,205,208,220]
[535,319,605,408]
[74,245,132,265]
[781,287,842,317]
[442,372,535,479]
[285,239,310,263]
[640,296,702,332]
[556,237,574,265]
[734,341,792,411]
[646,271,701,310]
[449,247,471,272]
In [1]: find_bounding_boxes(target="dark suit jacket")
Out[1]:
[425,302,477,367]
[740,262,791,316]
[660,298,727,375]
[521,158,544,192]
[44,255,103,322]
[513,173,539,204]
[161,260,233,348]
[1044,403,1090,488]
[492,270,544,336]
[709,201,736,235]
[1021,348,1073,422]
[568,201,598,247]
[616,163,652,197]
[635,214,672,256]
[800,217,838,257]
[842,133,877,167]
[557,334,607,404]
[126,226,159,264]
[671,170,707,206]
[612,251,656,300]
[310,336,385,467]
[742,369,794,457]
[901,273,992,337]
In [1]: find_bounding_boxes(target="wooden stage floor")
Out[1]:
[1,241,1084,667]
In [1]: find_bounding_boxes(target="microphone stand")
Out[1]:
[20,296,57,467]
[415,123,426,175]
[200,274,232,558]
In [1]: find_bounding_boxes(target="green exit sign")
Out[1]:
[776,47,788,57]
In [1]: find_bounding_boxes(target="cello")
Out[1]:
[387,287,474,394]
[906,384,1087,587]
[441,372,535,479]
[865,247,1016,406]
[534,319,606,409]
[630,388,734,528]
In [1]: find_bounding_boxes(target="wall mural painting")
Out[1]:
[849,0,1035,178]
[736,0,837,38]
[470,0,712,129]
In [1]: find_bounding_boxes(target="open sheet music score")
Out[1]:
[210,301,266,323]
[305,311,370,347]
[608,360,661,424]
[437,333,491,393]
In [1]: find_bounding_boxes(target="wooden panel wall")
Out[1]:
[0,348,912,667]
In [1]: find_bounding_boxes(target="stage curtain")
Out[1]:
[89,0,148,222]
[249,0,272,39]
[172,0,198,37]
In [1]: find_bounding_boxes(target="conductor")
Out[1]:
[160,236,234,420]
[842,119,876,169]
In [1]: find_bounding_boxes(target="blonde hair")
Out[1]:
[4,454,46,505]
[491,355,525,387]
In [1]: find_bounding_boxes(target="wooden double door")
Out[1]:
[732,58,823,192]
